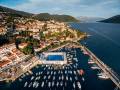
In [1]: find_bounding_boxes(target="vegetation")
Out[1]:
[76,30,86,38]
[39,31,45,40]
[0,34,9,46]
[15,37,40,48]
[32,13,79,22]
[0,5,78,22]
[19,31,32,37]
[40,41,70,52]
[22,44,34,54]
[0,5,32,18]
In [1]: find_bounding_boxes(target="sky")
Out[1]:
[0,0,120,18]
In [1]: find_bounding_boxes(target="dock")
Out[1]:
[72,42,120,89]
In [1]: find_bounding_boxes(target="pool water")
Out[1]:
[47,55,64,61]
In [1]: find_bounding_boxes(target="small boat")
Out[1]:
[44,76,46,79]
[48,75,51,79]
[75,76,78,80]
[70,71,72,74]
[60,81,63,86]
[59,76,61,80]
[56,82,59,87]
[51,71,53,75]
[41,82,44,87]
[28,82,32,87]
[33,81,38,88]
[31,76,34,80]
[77,69,85,76]
[24,82,28,87]
[53,76,55,80]
[88,59,95,64]
[70,77,72,81]
[77,82,81,89]
[98,73,109,79]
[65,71,67,74]
[47,71,50,75]
[48,82,51,87]
[62,75,64,80]
[82,77,85,81]
[66,76,68,80]
[35,83,39,88]
[74,71,76,75]
[73,82,76,88]
[91,65,100,70]
[19,78,22,82]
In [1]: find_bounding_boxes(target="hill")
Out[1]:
[0,6,32,17]
[32,13,79,22]
[100,15,120,23]
[0,6,78,22]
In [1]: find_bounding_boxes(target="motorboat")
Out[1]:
[77,82,81,89]
[24,82,28,87]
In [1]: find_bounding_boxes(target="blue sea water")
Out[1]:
[69,22,120,76]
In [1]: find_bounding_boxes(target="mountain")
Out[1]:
[32,13,79,22]
[100,15,120,23]
[0,6,32,17]
[0,6,78,22]
[77,16,105,22]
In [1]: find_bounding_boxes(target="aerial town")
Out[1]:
[0,13,86,83]
[1,1,120,90]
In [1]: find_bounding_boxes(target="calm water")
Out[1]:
[70,22,120,76]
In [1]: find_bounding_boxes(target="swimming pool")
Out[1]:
[46,55,64,61]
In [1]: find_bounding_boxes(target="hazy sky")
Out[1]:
[0,0,120,18]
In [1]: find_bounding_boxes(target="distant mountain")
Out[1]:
[77,16,105,22]
[32,13,79,22]
[0,6,78,22]
[100,15,120,23]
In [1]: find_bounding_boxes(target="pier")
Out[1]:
[72,42,120,89]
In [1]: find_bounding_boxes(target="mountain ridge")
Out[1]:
[0,5,78,22]
[100,15,120,23]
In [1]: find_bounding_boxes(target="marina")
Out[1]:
[0,46,115,90]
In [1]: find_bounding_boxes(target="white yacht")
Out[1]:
[88,59,95,64]
[28,82,32,88]
[31,76,34,80]
[91,65,100,70]
[73,82,76,88]
[98,73,109,79]
[60,81,63,86]
[24,82,28,87]
[77,82,81,89]
[41,82,44,87]
[48,82,51,87]
[82,77,85,82]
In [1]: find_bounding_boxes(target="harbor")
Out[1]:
[0,46,115,90]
